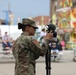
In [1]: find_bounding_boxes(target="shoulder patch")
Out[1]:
[33,40,40,45]
[32,39,41,48]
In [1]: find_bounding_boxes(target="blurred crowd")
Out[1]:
[40,28,65,51]
[0,28,66,52]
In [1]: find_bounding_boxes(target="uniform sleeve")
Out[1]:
[27,37,50,57]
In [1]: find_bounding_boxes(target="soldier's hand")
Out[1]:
[44,31,53,40]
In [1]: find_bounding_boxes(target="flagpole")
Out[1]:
[8,2,11,37]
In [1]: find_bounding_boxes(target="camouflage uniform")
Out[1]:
[12,18,50,75]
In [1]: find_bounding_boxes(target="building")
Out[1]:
[0,19,10,25]
[32,16,50,25]
[52,0,76,49]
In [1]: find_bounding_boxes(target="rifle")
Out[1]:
[45,23,56,75]
[45,46,51,75]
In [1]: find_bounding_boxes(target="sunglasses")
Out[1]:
[31,26,37,29]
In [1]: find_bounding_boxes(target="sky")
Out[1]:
[0,0,50,24]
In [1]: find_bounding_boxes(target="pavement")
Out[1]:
[0,50,74,63]
[0,50,76,75]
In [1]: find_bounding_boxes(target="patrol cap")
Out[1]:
[21,18,38,29]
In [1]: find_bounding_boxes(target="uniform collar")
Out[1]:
[21,32,29,36]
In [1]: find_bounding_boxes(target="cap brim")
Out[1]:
[32,26,38,29]
[34,27,38,29]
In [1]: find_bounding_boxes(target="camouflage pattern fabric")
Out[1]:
[12,32,50,75]
[21,18,38,29]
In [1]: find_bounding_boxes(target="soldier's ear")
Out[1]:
[25,26,30,31]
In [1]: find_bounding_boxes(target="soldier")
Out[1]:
[12,18,53,75]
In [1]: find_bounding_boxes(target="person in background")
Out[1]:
[2,32,12,49]
[60,40,65,50]
[50,39,59,53]
[40,28,46,37]
[12,18,53,75]
[40,28,46,42]
[58,42,62,51]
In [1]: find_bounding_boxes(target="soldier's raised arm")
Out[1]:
[26,31,53,57]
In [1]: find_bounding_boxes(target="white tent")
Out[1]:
[0,25,22,40]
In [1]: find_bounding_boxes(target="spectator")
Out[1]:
[40,28,46,42]
[40,28,46,37]
[2,32,12,49]
[60,40,65,50]
[58,42,62,51]
[50,40,59,53]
